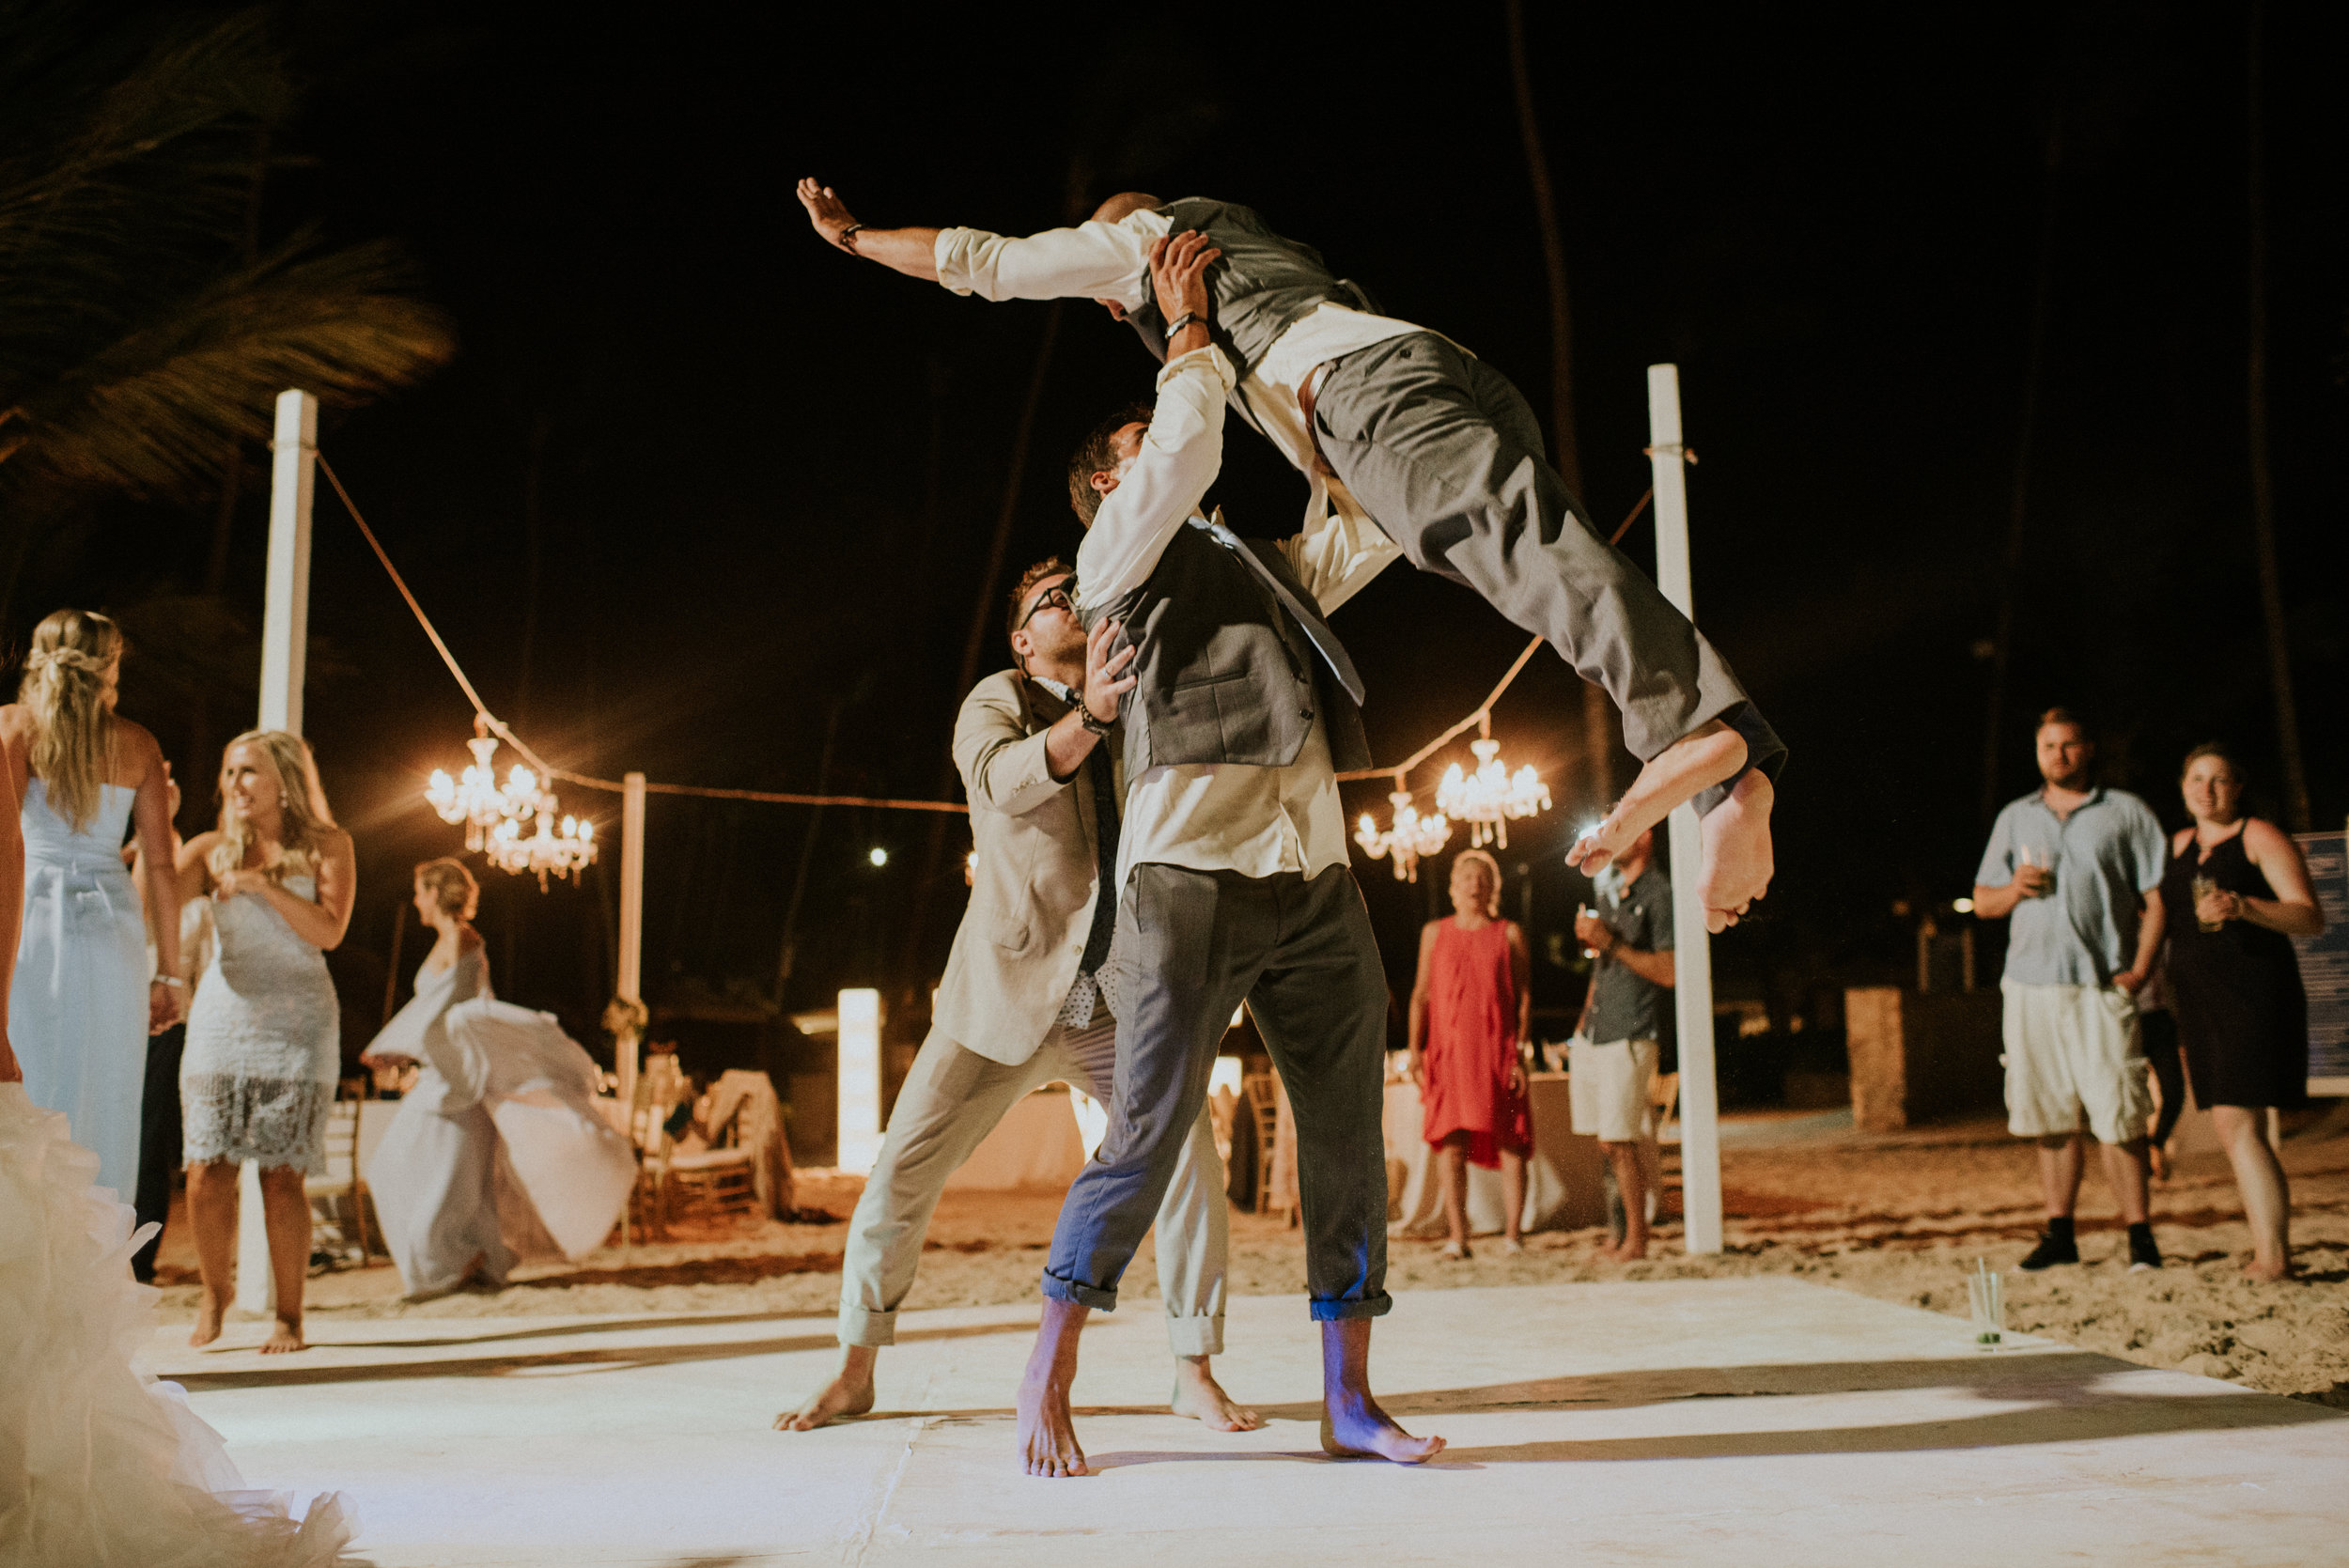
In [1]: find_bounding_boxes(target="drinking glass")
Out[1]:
[1967,1260,2004,1347]
[2192,875,2223,933]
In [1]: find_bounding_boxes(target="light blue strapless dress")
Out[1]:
[11,779,148,1201]
[179,870,341,1175]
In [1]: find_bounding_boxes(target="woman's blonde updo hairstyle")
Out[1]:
[208,729,336,884]
[1451,848,1504,917]
[19,608,124,832]
[414,857,478,922]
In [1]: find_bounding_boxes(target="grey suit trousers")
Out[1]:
[1044,863,1392,1322]
[1314,332,1785,796]
[839,1009,1226,1355]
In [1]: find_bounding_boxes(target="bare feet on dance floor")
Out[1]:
[1016,1373,1087,1477]
[1320,1392,1445,1465]
[258,1316,306,1355]
[188,1292,226,1349]
[1017,1298,1090,1476]
[2242,1254,2291,1283]
[1171,1356,1263,1432]
[1567,719,1748,881]
[1600,1238,1650,1263]
[1695,768,1775,930]
[777,1346,878,1431]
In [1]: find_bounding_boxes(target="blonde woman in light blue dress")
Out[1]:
[175,730,355,1354]
[0,609,185,1203]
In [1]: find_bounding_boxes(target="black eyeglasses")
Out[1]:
[1015,582,1075,632]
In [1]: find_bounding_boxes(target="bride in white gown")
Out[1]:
[364,859,634,1297]
[0,811,352,1562]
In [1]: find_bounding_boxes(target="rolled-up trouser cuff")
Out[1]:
[1693,701,1787,818]
[839,1303,896,1348]
[1042,1271,1120,1312]
[1166,1312,1224,1358]
[1309,1291,1393,1323]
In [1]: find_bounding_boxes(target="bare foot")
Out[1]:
[1171,1356,1263,1433]
[1016,1372,1087,1477]
[1600,1238,1650,1262]
[258,1316,305,1355]
[188,1292,226,1349]
[2242,1255,2290,1282]
[1568,720,1748,879]
[1695,768,1775,931]
[1321,1392,1444,1464]
[777,1349,877,1431]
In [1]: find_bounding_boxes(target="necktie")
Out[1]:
[1080,746,1120,975]
[1201,518,1366,706]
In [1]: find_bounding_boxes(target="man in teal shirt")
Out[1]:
[1974,708,2168,1271]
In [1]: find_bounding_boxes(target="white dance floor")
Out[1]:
[147,1279,2347,1567]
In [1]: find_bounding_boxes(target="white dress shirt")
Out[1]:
[939,211,1414,611]
[1071,343,1365,889]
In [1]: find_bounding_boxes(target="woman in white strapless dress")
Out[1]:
[364,857,637,1296]
[363,857,508,1297]
[175,730,355,1355]
[0,609,185,1203]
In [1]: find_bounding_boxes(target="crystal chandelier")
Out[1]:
[1355,778,1452,882]
[486,803,598,890]
[425,719,552,850]
[1433,722,1551,849]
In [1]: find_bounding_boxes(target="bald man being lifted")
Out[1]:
[797,179,1782,930]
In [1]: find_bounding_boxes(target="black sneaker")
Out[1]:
[2127,1229,2162,1272]
[2018,1231,2079,1271]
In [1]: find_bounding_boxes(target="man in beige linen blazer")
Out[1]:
[779,557,1252,1433]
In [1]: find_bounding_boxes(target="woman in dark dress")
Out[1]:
[2160,743,2324,1280]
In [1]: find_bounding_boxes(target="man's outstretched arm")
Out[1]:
[798,179,941,279]
[798,178,1154,310]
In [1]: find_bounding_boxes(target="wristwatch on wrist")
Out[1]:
[1077,703,1115,737]
[839,223,865,254]
[156,974,186,988]
[1163,310,1204,340]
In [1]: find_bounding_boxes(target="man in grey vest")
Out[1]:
[797,179,1782,932]
[777,556,1256,1435]
[1011,231,1442,1475]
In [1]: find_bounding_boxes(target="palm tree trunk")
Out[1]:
[1980,113,2063,825]
[1503,0,1615,812]
[2245,0,2310,831]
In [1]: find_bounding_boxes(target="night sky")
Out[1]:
[35,2,2348,1063]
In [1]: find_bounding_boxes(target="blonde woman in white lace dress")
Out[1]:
[174,731,355,1353]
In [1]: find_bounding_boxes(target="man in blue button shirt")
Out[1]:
[1973,708,2169,1271]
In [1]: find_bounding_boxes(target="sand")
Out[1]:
[152,1114,2349,1408]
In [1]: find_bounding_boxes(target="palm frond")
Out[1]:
[7,233,456,498]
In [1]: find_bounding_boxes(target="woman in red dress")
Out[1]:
[1408,849,1533,1258]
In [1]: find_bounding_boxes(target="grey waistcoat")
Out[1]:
[1084,520,1371,781]
[1126,198,1380,435]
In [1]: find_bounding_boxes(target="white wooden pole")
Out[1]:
[614,771,646,1103]
[236,388,318,1317]
[257,389,318,734]
[1647,363,1723,1256]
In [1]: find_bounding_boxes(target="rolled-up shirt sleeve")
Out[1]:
[1075,346,1237,613]
[934,210,1162,311]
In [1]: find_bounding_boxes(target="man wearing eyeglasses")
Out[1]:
[778,554,1255,1436]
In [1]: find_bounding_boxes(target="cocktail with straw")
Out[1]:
[1967,1258,2004,1347]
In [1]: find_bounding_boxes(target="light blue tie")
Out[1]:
[1199,518,1366,706]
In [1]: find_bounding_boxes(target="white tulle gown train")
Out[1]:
[0,1082,353,1565]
